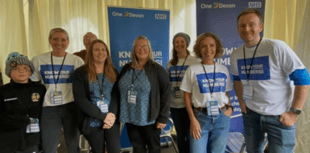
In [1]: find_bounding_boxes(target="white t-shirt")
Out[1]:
[31,52,84,107]
[166,56,200,108]
[180,63,232,108]
[230,38,306,115]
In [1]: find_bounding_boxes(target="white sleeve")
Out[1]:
[276,41,305,75]
[74,57,85,69]
[30,56,42,82]
[230,51,239,76]
[225,67,233,91]
[180,66,193,93]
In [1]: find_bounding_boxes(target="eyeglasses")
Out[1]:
[12,66,31,72]
[84,38,96,41]
[135,45,149,50]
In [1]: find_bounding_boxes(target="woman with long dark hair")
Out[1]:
[73,39,120,153]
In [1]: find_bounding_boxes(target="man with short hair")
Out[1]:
[230,8,310,153]
[74,32,97,61]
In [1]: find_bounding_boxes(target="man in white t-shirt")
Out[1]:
[230,9,310,153]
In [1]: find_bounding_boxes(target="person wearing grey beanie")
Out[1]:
[5,52,35,82]
[0,52,46,153]
[166,33,200,153]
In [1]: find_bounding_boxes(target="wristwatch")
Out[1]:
[289,107,301,115]
[225,105,234,111]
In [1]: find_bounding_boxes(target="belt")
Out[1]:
[195,106,226,112]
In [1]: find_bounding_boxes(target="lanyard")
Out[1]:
[175,55,188,86]
[202,63,216,97]
[96,74,105,100]
[51,53,67,91]
[131,69,143,89]
[243,37,262,83]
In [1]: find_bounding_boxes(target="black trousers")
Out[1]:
[15,145,39,153]
[83,122,120,153]
[126,123,161,153]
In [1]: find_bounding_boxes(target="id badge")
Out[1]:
[50,91,63,105]
[26,118,40,133]
[127,90,137,104]
[97,101,108,113]
[243,85,253,100]
[173,87,181,98]
[206,100,219,116]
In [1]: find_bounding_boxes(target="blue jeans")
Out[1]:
[190,109,230,153]
[170,107,190,153]
[243,108,296,153]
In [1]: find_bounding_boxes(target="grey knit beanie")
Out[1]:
[5,52,35,78]
[173,32,191,47]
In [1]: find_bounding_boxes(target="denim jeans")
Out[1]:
[190,109,230,153]
[41,103,80,153]
[243,108,296,153]
[170,107,190,153]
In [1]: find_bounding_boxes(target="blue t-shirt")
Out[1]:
[119,69,155,126]
[89,73,114,127]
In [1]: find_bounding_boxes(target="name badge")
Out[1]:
[50,91,63,105]
[173,87,181,98]
[243,85,253,100]
[26,118,40,133]
[97,101,108,113]
[127,90,137,104]
[206,100,219,116]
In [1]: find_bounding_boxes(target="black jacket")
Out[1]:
[118,60,171,124]
[0,79,46,153]
[73,66,119,134]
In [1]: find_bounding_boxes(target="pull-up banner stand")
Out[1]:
[108,6,170,151]
[196,0,266,138]
[108,6,170,71]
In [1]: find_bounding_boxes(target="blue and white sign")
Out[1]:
[237,56,270,80]
[196,0,266,134]
[40,65,74,84]
[196,73,228,93]
[108,7,170,71]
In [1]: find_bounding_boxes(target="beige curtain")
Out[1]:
[0,0,309,151]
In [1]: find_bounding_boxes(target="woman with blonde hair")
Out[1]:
[73,39,120,153]
[117,35,171,153]
[31,28,84,153]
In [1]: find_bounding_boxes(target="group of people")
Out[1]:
[0,8,309,153]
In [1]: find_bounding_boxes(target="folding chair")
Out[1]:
[160,118,179,153]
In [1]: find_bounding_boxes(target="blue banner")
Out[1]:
[108,7,170,71]
[196,0,265,135]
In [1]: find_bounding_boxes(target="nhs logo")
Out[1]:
[155,14,167,20]
[248,2,262,8]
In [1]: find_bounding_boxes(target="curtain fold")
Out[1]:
[0,0,28,84]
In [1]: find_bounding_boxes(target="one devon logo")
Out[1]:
[213,2,236,9]
[123,11,144,18]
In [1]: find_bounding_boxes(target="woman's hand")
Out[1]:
[224,107,233,117]
[190,118,201,140]
[156,122,166,129]
[103,113,115,129]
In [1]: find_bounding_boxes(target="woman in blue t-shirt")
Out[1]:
[73,39,120,153]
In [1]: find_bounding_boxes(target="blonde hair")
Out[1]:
[130,35,154,68]
[193,32,223,59]
[48,28,69,41]
[85,39,117,83]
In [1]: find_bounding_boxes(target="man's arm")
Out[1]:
[280,85,309,126]
[233,80,247,113]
